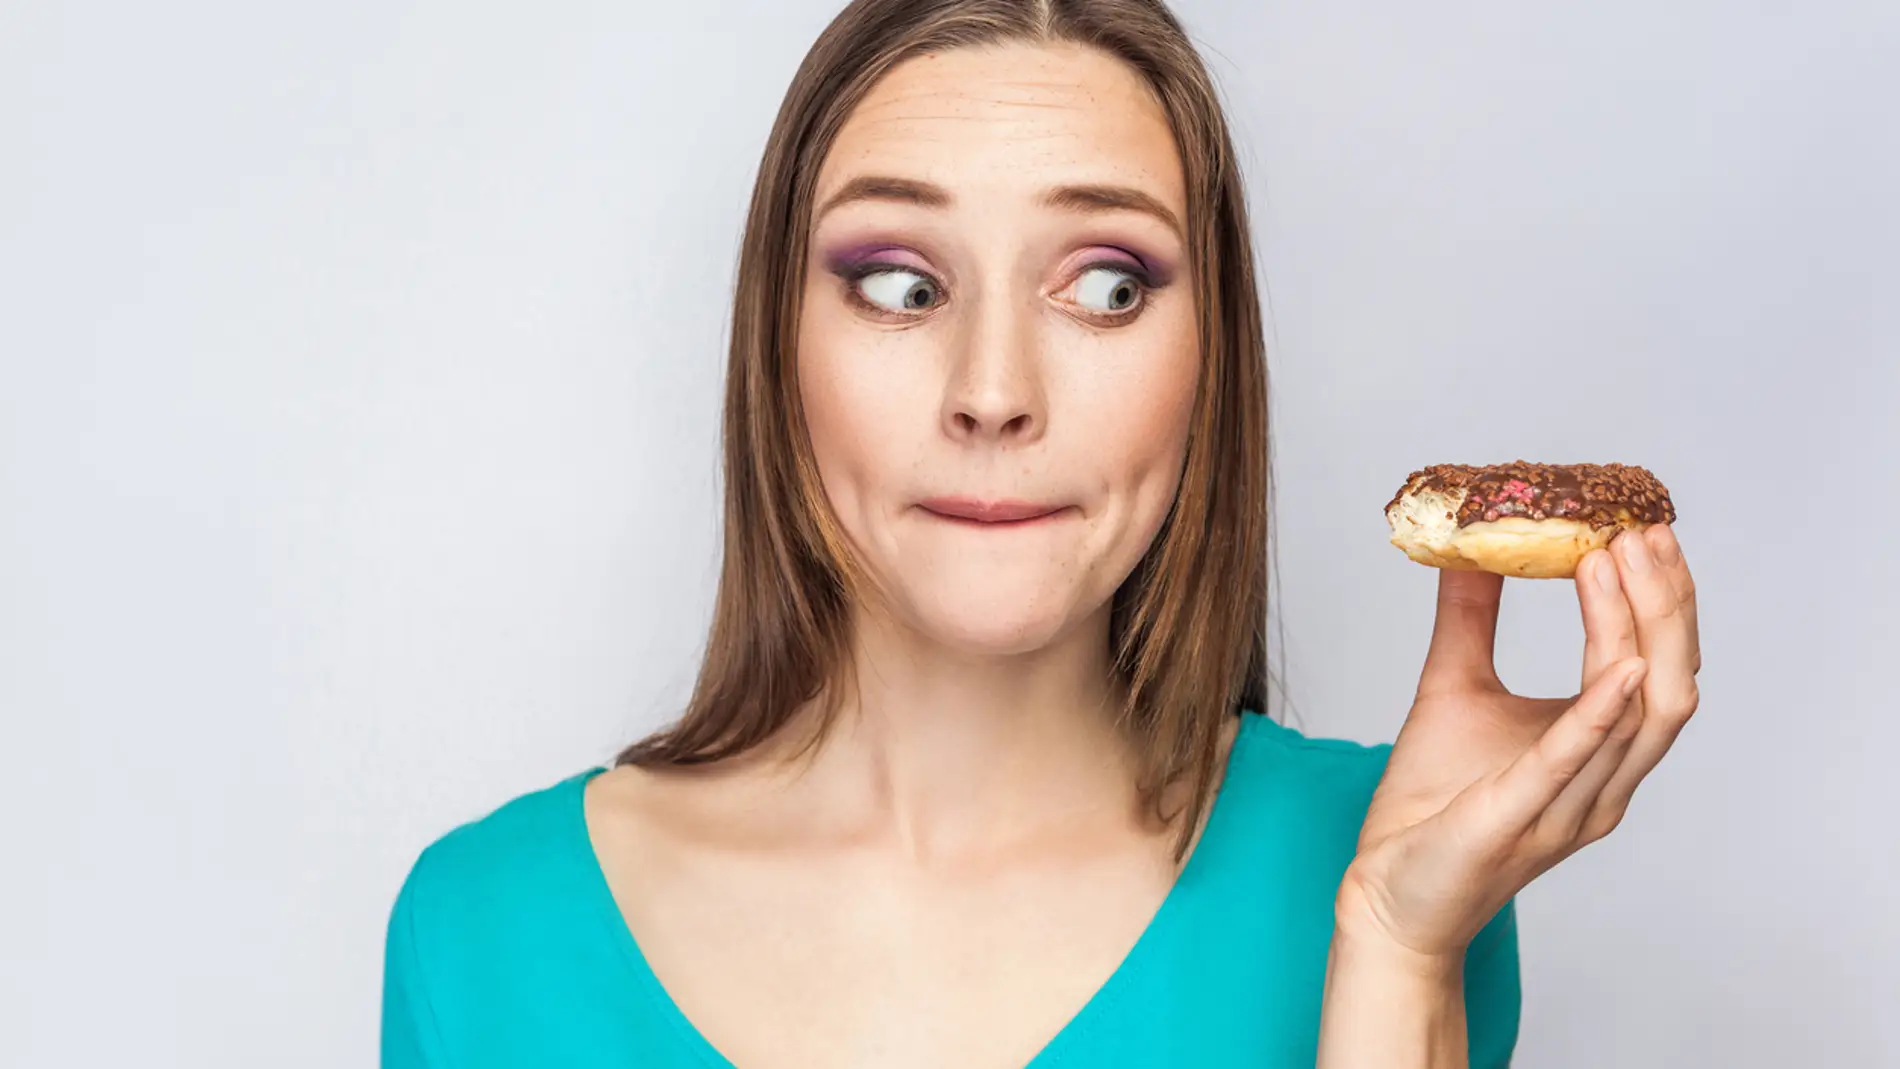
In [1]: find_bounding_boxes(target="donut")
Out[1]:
[1385,462,1676,579]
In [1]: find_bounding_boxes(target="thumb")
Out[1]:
[1421,568,1505,692]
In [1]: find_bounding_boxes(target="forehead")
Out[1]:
[818,42,1185,211]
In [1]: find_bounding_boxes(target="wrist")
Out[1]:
[1329,923,1465,988]
[1332,872,1470,983]
[1319,926,1468,1069]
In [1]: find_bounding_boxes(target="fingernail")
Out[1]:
[1649,524,1680,565]
[1621,532,1652,573]
[1594,554,1619,593]
[1621,660,1648,697]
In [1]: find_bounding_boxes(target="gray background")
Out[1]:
[3,1,1894,1065]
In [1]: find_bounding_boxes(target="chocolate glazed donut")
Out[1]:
[1385,462,1676,579]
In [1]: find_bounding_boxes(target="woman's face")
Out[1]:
[798,42,1200,657]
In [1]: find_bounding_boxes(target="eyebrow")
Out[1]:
[815,175,1183,239]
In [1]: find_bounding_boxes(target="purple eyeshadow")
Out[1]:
[823,243,924,276]
[1095,246,1175,288]
[818,240,1178,289]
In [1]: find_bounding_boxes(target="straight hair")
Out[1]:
[618,0,1273,858]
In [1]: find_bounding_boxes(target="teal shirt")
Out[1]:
[382,712,1520,1067]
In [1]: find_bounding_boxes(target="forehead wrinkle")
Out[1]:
[849,64,1151,118]
[833,112,1100,167]
[822,51,1186,217]
[840,91,1155,151]
[845,98,1090,131]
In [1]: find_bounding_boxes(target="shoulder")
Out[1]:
[1233,709,1392,765]
[1223,710,1392,821]
[390,769,605,955]
[1176,712,1391,900]
[382,769,614,1058]
[1185,711,1391,889]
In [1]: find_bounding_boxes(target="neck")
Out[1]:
[788,602,1140,862]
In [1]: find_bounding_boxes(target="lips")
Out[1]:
[917,497,1069,525]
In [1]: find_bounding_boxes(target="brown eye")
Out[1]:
[1070,266,1144,314]
[856,269,941,312]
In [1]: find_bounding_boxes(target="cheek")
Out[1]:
[1086,326,1200,506]
[795,291,917,521]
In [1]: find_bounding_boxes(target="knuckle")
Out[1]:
[1583,804,1628,843]
[1538,753,1580,793]
[1646,591,1682,621]
[1532,819,1579,856]
[1541,754,1575,788]
[1671,679,1700,720]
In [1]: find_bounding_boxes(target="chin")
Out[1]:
[898,583,1088,658]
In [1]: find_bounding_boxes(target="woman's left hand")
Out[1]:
[1340,523,1701,963]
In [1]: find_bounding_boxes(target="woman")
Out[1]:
[381,0,1701,1065]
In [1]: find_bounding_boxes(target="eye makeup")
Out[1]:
[1067,245,1172,292]
[821,242,933,280]
[813,236,1181,318]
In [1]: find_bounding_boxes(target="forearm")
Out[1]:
[1316,927,1467,1069]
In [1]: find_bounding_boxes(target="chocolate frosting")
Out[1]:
[1389,461,1675,530]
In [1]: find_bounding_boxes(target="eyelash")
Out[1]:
[835,258,1162,324]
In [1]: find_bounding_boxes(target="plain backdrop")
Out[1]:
[3,1,1895,1065]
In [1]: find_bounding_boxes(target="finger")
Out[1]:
[1559,550,1645,844]
[1539,691,1644,844]
[1621,526,1696,704]
[1421,568,1505,693]
[1623,526,1700,718]
[1594,528,1701,810]
[1576,549,1639,691]
[1465,658,1648,844]
[1645,523,1701,675]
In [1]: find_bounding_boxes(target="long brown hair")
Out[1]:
[617,0,1272,856]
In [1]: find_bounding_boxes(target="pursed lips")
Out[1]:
[916,497,1072,526]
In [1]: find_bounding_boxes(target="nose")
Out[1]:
[941,293,1046,444]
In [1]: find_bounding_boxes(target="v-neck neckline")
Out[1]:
[565,714,1257,1068]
